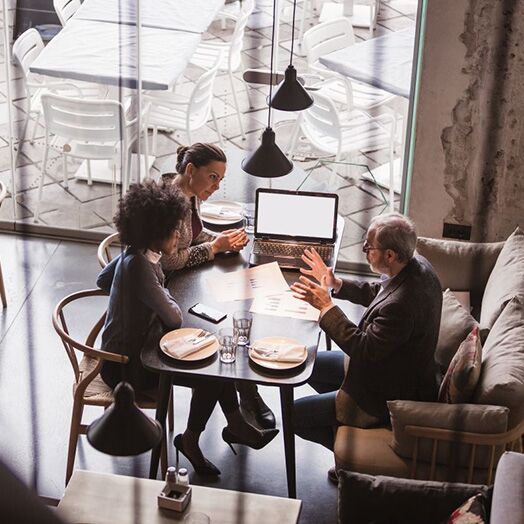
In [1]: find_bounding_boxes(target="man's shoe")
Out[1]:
[327,466,338,485]
[240,393,276,429]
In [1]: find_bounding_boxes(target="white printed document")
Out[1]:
[207,262,289,302]
[250,290,320,322]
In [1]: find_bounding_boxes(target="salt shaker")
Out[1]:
[163,466,177,495]
[177,467,189,486]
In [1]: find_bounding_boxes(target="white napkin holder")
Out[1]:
[157,482,192,512]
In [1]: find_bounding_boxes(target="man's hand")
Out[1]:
[211,229,249,254]
[291,275,333,312]
[300,247,339,289]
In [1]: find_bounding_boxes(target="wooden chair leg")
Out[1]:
[66,400,84,485]
[0,261,6,308]
[168,388,174,433]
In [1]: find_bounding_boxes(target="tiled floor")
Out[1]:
[0,0,418,267]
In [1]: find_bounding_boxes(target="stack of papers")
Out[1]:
[200,203,242,222]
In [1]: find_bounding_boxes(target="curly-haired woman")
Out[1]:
[160,143,276,430]
[97,180,277,476]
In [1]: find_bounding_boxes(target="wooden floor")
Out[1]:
[0,232,368,523]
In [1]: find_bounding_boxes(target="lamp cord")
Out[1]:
[268,0,278,128]
[290,0,297,64]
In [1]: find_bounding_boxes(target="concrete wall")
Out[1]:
[408,0,524,241]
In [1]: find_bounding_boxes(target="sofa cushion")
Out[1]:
[438,326,482,403]
[416,237,504,317]
[490,452,524,524]
[436,290,479,372]
[480,227,524,329]
[388,400,508,468]
[473,296,524,428]
[446,493,488,524]
[337,471,492,524]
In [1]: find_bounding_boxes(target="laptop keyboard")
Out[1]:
[253,241,332,262]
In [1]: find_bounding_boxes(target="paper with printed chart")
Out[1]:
[207,262,290,302]
[250,290,320,322]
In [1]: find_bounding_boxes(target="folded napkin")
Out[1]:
[250,342,306,363]
[162,335,217,359]
[200,204,242,222]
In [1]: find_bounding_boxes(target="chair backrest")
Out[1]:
[303,18,355,67]
[97,232,121,268]
[188,56,222,128]
[12,28,44,79]
[0,181,6,205]
[302,91,341,144]
[41,94,126,144]
[228,0,255,68]
[52,289,126,385]
[54,0,81,26]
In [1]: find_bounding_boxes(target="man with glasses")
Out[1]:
[290,213,442,482]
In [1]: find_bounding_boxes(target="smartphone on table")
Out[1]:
[188,303,227,323]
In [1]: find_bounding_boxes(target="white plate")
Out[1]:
[200,199,244,225]
[248,336,307,370]
[160,328,218,362]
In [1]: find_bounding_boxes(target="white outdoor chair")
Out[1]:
[35,94,150,222]
[53,0,81,26]
[12,29,85,148]
[289,91,396,210]
[302,18,394,112]
[0,181,7,307]
[145,56,223,154]
[300,0,380,40]
[189,0,255,139]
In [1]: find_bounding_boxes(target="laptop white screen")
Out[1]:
[256,191,337,241]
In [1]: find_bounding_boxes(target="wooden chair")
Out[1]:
[96,232,175,432]
[53,289,169,484]
[0,181,7,307]
[97,232,122,269]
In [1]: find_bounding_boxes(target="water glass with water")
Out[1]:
[218,327,236,363]
[233,310,253,346]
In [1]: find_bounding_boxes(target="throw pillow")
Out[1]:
[473,295,524,428]
[439,326,482,403]
[480,226,524,330]
[446,493,488,524]
[436,289,479,372]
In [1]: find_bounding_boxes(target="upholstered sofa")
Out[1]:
[338,451,524,524]
[334,227,524,484]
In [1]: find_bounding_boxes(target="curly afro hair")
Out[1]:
[114,179,189,249]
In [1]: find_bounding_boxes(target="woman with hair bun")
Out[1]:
[161,143,277,431]
[161,143,248,270]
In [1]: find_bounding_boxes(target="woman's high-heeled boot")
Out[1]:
[222,411,278,454]
[173,433,221,476]
[236,382,276,429]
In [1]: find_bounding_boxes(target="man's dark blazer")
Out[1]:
[320,255,442,423]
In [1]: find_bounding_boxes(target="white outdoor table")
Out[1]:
[30,19,201,90]
[319,26,415,98]
[74,0,225,34]
[29,19,201,184]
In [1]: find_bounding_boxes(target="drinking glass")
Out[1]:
[184,512,210,524]
[233,310,253,346]
[218,327,236,363]
[243,206,255,234]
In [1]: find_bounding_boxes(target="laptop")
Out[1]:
[249,188,339,270]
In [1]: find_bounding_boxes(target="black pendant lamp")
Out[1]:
[270,0,313,111]
[87,381,162,456]
[242,0,293,178]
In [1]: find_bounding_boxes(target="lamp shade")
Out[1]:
[87,382,162,456]
[270,65,313,111]
[241,127,293,178]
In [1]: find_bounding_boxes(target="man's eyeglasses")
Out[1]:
[362,241,385,254]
